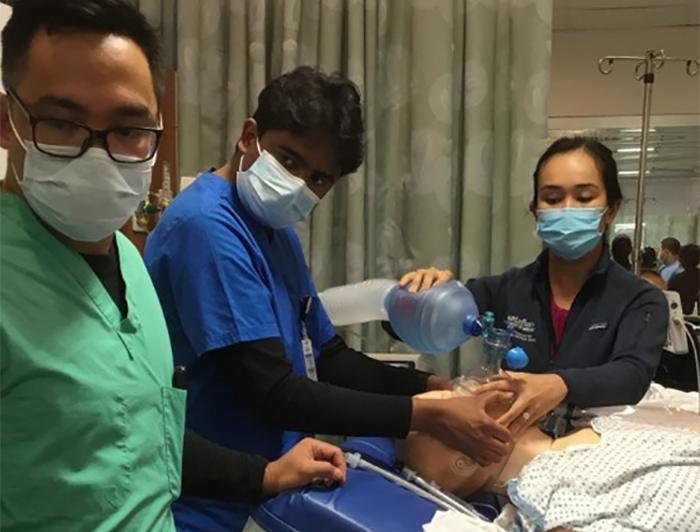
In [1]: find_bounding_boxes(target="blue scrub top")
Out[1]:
[660,260,683,283]
[144,172,336,532]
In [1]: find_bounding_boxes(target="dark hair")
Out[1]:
[611,234,633,271]
[1,0,164,102]
[532,136,622,209]
[640,246,658,270]
[679,244,700,269]
[661,237,681,256]
[253,66,365,176]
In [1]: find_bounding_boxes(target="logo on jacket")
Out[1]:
[588,322,609,331]
[506,314,536,343]
[506,314,535,333]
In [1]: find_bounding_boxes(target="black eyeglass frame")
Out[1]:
[6,88,164,164]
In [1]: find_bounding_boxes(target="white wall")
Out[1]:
[0,3,11,175]
[550,26,700,117]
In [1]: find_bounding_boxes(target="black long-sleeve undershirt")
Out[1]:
[318,335,431,395]
[208,335,427,437]
[181,429,268,504]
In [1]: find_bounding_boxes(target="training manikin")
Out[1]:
[399,387,700,532]
[399,389,602,499]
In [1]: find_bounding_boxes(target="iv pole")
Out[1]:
[598,50,699,274]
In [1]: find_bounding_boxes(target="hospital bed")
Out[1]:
[242,437,501,532]
[242,383,699,532]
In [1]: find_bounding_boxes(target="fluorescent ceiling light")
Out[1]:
[619,170,651,176]
[615,223,646,230]
[617,147,656,153]
[614,223,647,233]
[621,128,657,133]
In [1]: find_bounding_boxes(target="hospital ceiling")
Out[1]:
[553,0,699,182]
[554,0,699,30]
[550,125,700,181]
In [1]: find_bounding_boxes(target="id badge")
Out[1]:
[300,296,318,381]
[302,330,318,381]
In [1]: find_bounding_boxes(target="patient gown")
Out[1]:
[506,417,700,532]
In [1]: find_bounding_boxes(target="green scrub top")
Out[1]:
[0,193,185,532]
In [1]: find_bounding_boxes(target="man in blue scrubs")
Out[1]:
[145,67,513,532]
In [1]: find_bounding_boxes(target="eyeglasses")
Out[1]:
[7,89,163,164]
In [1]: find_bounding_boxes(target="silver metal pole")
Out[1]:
[598,51,698,274]
[632,52,656,275]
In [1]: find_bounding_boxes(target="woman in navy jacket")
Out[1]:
[402,137,668,437]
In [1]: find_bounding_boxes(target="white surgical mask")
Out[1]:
[236,139,320,229]
[9,113,154,242]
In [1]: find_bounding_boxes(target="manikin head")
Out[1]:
[397,388,542,499]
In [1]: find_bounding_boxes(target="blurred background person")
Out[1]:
[611,234,633,271]
[640,246,660,271]
[668,244,700,315]
[659,237,683,283]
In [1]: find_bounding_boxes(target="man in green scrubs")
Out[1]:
[0,1,345,531]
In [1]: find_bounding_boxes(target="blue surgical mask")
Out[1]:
[236,139,320,229]
[536,207,607,261]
